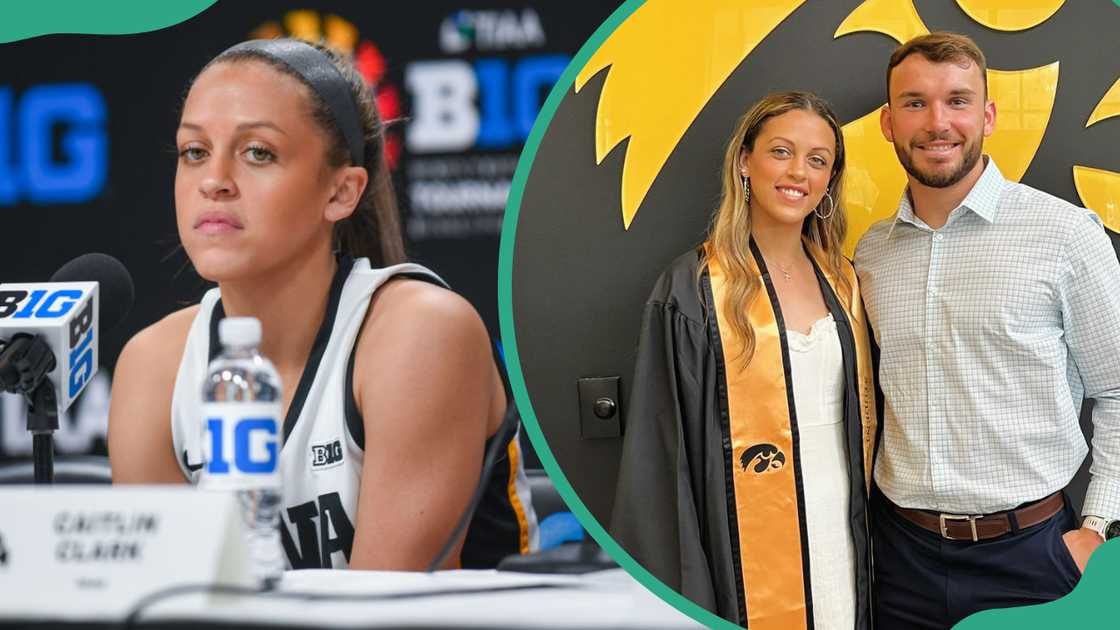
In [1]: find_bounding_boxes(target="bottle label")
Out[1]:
[199,401,281,490]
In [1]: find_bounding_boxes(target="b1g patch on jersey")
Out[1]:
[310,439,344,470]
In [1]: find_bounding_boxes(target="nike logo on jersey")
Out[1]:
[182,449,203,473]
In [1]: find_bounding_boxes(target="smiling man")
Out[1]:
[854,32,1120,628]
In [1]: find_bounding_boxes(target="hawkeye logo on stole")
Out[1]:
[741,443,786,474]
[574,0,1120,252]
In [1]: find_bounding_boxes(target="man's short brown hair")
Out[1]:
[886,32,988,100]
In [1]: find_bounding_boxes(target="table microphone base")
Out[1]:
[497,542,617,575]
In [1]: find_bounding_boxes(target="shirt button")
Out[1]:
[928,288,936,296]
[934,233,945,241]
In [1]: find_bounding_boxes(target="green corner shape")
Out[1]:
[0,0,217,44]
[497,1,1120,629]
[955,538,1120,629]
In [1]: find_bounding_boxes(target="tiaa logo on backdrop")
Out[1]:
[576,0,1120,253]
[439,8,546,54]
[0,83,107,206]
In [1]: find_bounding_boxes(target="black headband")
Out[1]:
[221,39,365,166]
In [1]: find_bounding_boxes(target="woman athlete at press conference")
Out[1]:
[611,92,878,629]
[107,39,537,571]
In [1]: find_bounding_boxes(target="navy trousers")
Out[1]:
[872,486,1081,629]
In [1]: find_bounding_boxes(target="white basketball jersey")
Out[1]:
[170,257,538,569]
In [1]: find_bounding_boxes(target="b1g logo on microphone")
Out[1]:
[0,288,84,320]
[0,284,97,401]
[201,407,280,487]
[67,299,95,398]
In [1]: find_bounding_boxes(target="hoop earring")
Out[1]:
[815,191,834,220]
[742,175,751,206]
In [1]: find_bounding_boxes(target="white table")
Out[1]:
[3,568,704,629]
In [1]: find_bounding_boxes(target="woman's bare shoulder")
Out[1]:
[353,277,493,406]
[363,278,485,340]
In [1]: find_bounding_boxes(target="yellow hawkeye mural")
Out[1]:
[578,0,1120,254]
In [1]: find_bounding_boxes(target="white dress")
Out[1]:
[787,314,856,630]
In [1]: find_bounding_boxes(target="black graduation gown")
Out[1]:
[611,243,877,629]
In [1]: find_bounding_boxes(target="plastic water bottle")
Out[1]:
[200,317,284,587]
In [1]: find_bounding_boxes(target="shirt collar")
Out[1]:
[887,156,1005,237]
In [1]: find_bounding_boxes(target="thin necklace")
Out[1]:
[777,260,793,282]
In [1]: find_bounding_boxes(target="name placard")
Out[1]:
[0,486,251,620]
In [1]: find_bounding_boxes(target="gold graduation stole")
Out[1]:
[704,240,876,629]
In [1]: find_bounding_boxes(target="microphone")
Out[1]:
[0,253,133,483]
[0,253,134,412]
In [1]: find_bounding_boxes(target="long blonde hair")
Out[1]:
[701,91,851,365]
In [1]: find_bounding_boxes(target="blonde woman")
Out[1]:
[612,92,878,630]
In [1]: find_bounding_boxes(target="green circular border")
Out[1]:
[496,1,737,627]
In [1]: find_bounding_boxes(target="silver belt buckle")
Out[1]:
[939,513,980,541]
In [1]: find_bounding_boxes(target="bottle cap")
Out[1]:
[218,317,261,347]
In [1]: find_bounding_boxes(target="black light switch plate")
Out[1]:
[577,376,622,439]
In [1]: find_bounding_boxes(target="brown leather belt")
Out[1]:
[892,492,1064,542]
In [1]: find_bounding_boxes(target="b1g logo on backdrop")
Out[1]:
[0,83,107,206]
[410,7,563,152]
[404,7,570,241]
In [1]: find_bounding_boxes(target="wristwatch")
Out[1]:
[1081,516,1120,541]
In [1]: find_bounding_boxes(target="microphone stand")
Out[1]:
[27,379,58,484]
[0,334,59,484]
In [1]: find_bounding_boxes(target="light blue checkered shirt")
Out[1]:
[855,157,1120,519]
